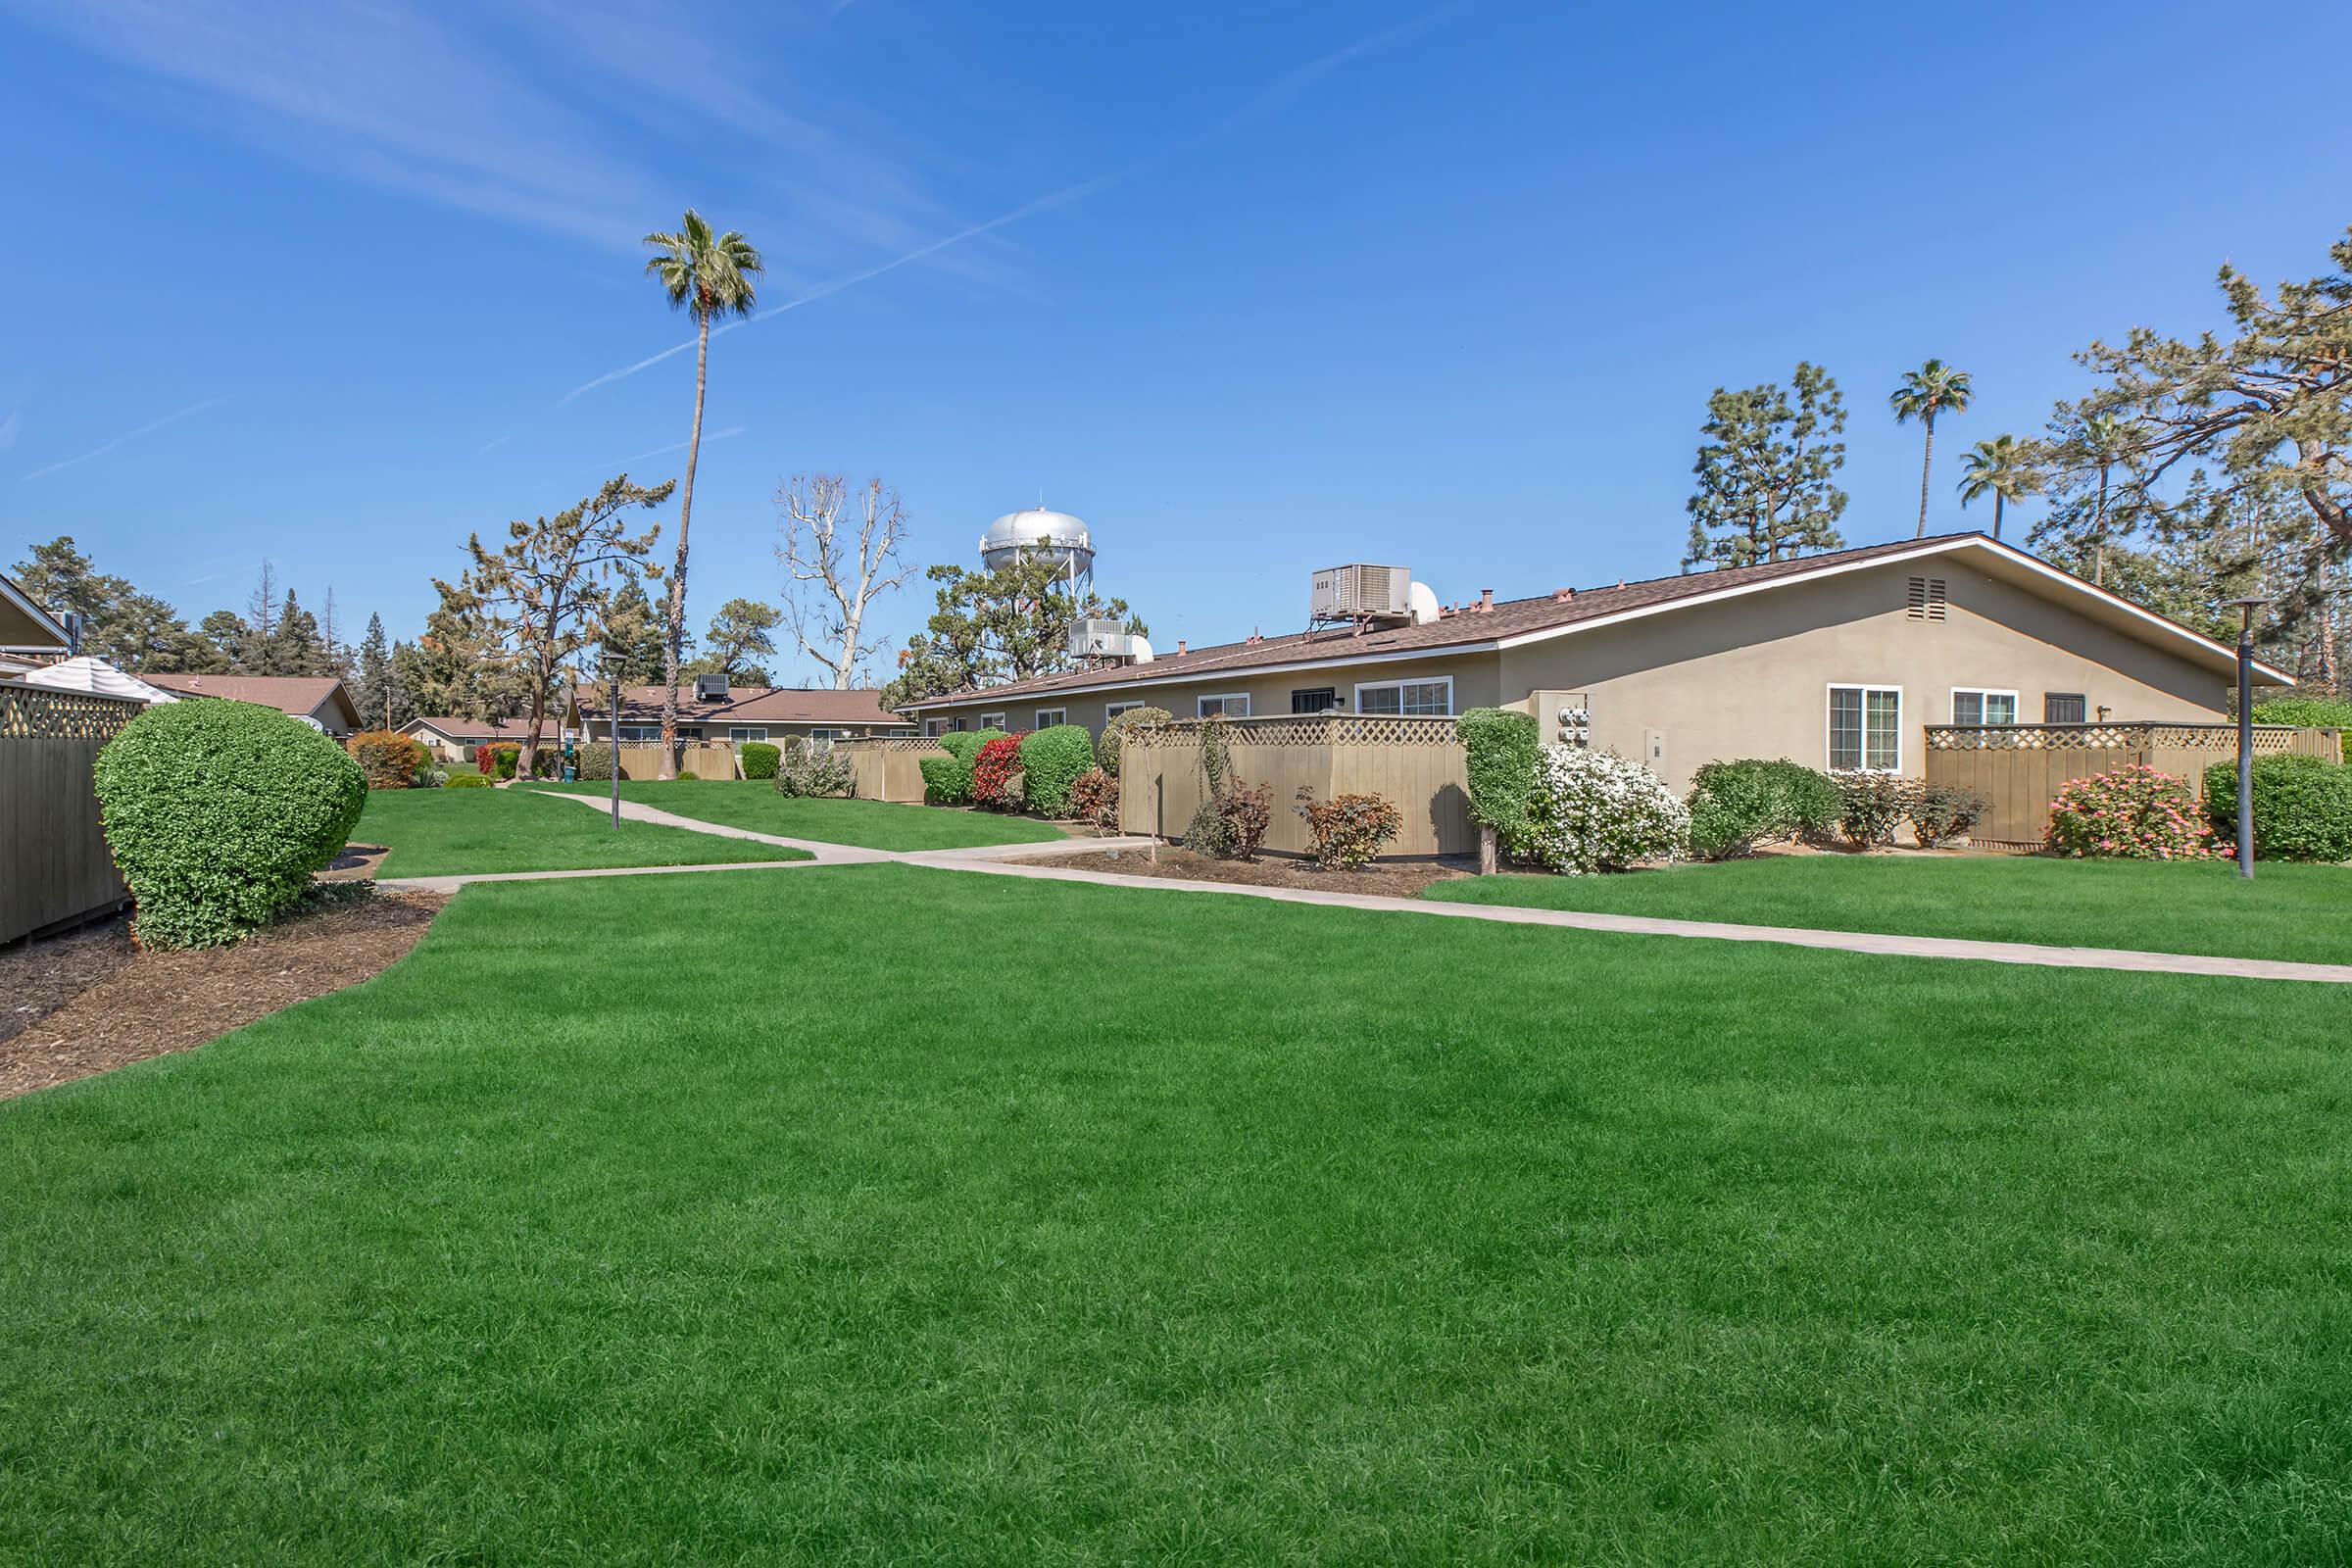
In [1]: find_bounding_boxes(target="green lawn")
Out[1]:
[356,786,808,876]
[530,778,1069,851]
[5,864,2350,1562]
[1429,852,2352,963]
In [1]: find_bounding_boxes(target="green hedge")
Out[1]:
[922,728,1004,805]
[2252,697,2352,760]
[93,699,368,948]
[1457,709,1541,836]
[739,741,780,780]
[1097,706,1172,775]
[1686,759,1841,859]
[2202,755,2352,861]
[446,772,492,789]
[1019,724,1096,816]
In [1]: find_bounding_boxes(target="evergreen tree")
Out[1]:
[350,612,398,729]
[9,535,208,669]
[600,576,671,685]
[1682,363,1848,570]
[267,589,326,676]
[682,597,778,685]
[198,610,252,671]
[881,550,1137,709]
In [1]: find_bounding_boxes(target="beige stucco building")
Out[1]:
[902,532,2290,793]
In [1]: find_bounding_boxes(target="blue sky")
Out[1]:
[4,0,2349,678]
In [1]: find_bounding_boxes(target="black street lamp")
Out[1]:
[2223,595,2273,880]
[601,655,624,831]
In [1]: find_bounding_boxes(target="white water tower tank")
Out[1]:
[980,508,1095,596]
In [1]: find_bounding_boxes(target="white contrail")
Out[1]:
[611,423,745,466]
[21,396,226,481]
[559,3,1467,407]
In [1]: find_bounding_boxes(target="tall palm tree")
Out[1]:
[1955,433,2037,542]
[1888,359,1975,537]
[643,210,762,777]
[2079,413,2137,587]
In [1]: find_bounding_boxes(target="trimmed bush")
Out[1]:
[1294,788,1404,870]
[1458,708,1542,839]
[2049,764,2218,858]
[973,733,1028,809]
[774,737,855,798]
[1097,706,1172,775]
[446,771,492,789]
[1071,767,1120,832]
[574,742,617,782]
[922,728,1004,806]
[93,699,368,949]
[347,729,428,790]
[1018,724,1097,817]
[2252,696,2352,760]
[1910,781,1989,848]
[2202,755,2352,861]
[1830,771,1915,848]
[1504,746,1688,874]
[1685,758,1841,859]
[675,770,699,781]
[739,741,780,780]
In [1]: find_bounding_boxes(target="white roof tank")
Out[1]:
[980,508,1094,574]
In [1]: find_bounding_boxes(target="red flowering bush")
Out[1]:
[1071,767,1120,832]
[2046,764,2222,859]
[972,731,1030,810]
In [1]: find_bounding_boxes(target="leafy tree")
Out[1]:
[881,550,1137,709]
[1955,433,2039,542]
[599,576,671,685]
[8,535,210,670]
[1889,359,1974,536]
[643,209,762,777]
[684,597,778,686]
[1682,363,1847,569]
[457,472,671,777]
[410,580,531,724]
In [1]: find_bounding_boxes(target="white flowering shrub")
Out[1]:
[1503,745,1690,874]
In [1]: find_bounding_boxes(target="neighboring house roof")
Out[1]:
[146,673,364,728]
[0,571,71,651]
[569,684,912,728]
[402,715,552,742]
[20,656,179,705]
[902,531,2294,708]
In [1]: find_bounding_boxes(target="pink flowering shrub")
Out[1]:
[2046,764,2222,859]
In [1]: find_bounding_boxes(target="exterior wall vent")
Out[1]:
[1906,576,1948,621]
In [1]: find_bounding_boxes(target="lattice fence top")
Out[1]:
[0,681,143,741]
[1926,721,2332,753]
[832,736,945,753]
[1128,713,1463,749]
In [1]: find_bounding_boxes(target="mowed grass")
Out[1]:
[6,866,2352,1563]
[356,785,807,876]
[531,778,1068,850]
[1430,852,2352,963]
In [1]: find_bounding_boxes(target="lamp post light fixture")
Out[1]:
[2223,595,2273,879]
[601,655,625,831]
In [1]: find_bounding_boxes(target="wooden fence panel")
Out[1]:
[1,683,140,943]
[1117,714,1470,858]
[832,738,946,803]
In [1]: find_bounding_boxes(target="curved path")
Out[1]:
[374,792,2352,987]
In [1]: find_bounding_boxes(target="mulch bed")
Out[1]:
[1029,845,1474,898]
[0,888,445,1101]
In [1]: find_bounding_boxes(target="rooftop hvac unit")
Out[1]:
[1311,564,1412,623]
[694,673,730,701]
[1069,616,1138,660]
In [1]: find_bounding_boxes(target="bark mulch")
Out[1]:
[1029,846,1474,898]
[0,888,445,1101]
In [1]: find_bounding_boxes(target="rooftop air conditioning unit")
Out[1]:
[1312,564,1411,622]
[1068,616,1135,660]
[694,673,729,701]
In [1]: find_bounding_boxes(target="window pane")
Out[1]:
[1829,688,1861,769]
[1401,681,1449,715]
[1358,686,1402,715]
[1952,691,1984,726]
[2044,693,2086,724]
[1291,688,1338,713]
[1984,693,2016,725]
[1865,689,1900,770]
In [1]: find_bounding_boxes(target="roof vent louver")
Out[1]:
[1906,576,1948,621]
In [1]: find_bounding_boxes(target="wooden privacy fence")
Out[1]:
[1925,721,2342,851]
[1118,713,1475,858]
[830,736,948,803]
[608,740,742,780]
[2,681,141,943]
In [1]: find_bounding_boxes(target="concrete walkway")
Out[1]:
[373,791,2352,986]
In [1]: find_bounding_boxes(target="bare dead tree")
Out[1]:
[776,474,915,689]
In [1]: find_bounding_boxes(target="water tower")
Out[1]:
[979,507,1095,601]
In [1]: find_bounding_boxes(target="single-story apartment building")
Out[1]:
[401,714,558,762]
[144,673,363,736]
[901,531,2292,794]
[564,681,913,745]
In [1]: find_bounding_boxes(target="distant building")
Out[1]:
[144,674,362,736]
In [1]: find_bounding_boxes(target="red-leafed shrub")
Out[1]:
[973,731,1029,809]
[2047,764,2221,859]
[346,729,427,789]
[473,742,496,775]
[1071,767,1120,832]
[1294,788,1404,870]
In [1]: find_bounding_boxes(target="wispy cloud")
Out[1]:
[0,410,19,453]
[558,2,1467,404]
[21,397,225,481]
[477,432,515,455]
[609,423,744,468]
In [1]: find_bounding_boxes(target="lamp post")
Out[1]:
[602,656,624,832]
[2223,595,2272,880]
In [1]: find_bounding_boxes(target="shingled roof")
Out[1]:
[146,673,363,727]
[901,530,2287,708]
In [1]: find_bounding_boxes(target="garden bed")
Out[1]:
[1032,845,1474,897]
[0,888,444,1099]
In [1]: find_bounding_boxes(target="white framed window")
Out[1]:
[1353,676,1453,716]
[1035,708,1067,729]
[1104,701,1143,719]
[1828,685,1902,772]
[923,717,950,737]
[807,729,836,746]
[617,724,660,742]
[1197,694,1250,718]
[727,725,769,743]
[980,712,1006,730]
[1949,689,2017,727]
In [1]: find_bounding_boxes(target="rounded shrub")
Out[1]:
[2202,755,2352,861]
[921,728,1002,806]
[1686,758,1840,859]
[675,770,699,781]
[739,741,780,780]
[346,729,428,789]
[573,742,616,782]
[1096,706,1171,775]
[446,771,492,789]
[774,737,855,798]
[973,732,1028,809]
[1505,746,1688,874]
[2048,764,2216,858]
[1018,724,1096,816]
[1071,766,1120,831]
[1458,708,1542,839]
[94,699,368,948]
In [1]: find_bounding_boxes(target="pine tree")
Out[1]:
[268,589,326,676]
[1683,362,1848,569]
[350,612,397,729]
